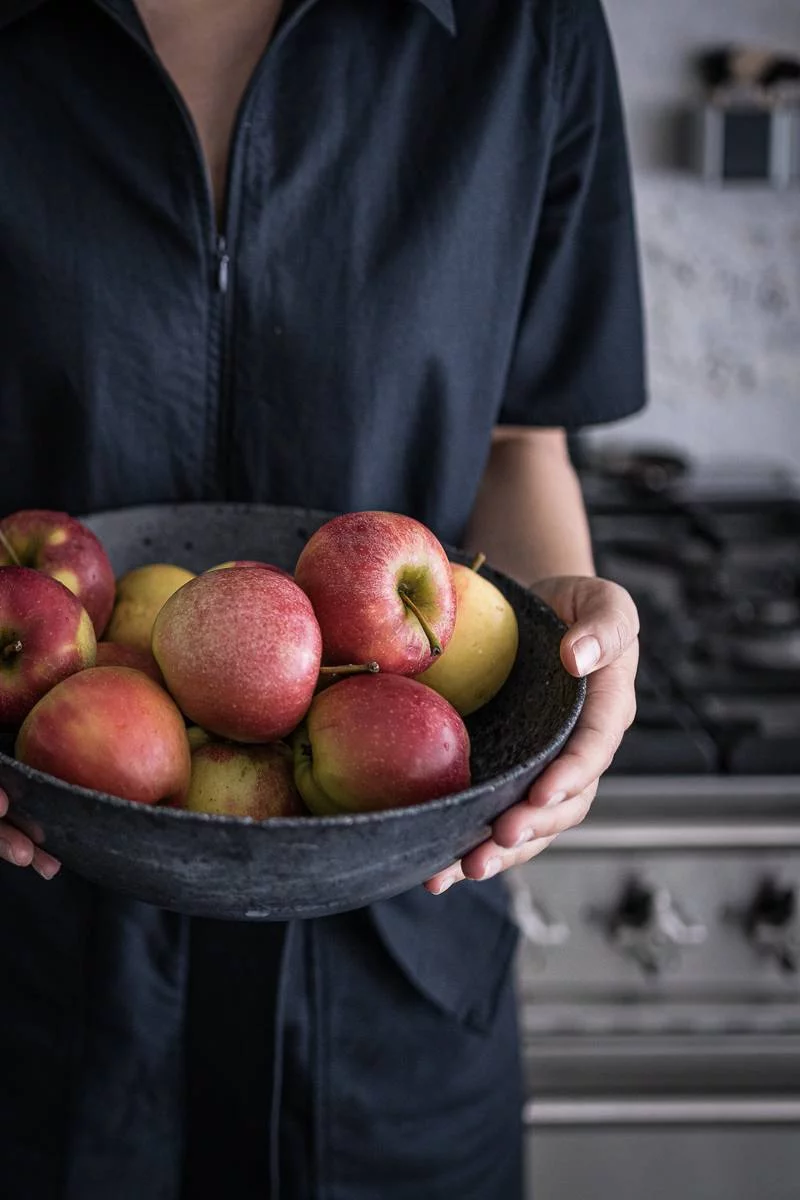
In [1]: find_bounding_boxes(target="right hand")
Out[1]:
[0,788,61,879]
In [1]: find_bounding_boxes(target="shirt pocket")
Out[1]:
[368,878,519,1034]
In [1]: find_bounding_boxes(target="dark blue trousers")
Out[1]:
[1,869,522,1199]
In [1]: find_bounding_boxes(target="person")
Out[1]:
[0,1,643,1196]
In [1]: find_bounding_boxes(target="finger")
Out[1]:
[428,781,599,891]
[0,821,36,869]
[31,846,61,881]
[460,832,559,880]
[529,652,638,804]
[560,583,640,677]
[493,783,598,850]
[0,788,7,819]
[424,861,466,895]
[491,779,584,848]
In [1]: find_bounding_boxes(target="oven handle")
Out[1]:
[556,824,800,850]
[524,1097,800,1126]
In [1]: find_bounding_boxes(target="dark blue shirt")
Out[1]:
[1,0,644,542]
[0,3,645,1196]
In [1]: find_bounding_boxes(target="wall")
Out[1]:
[590,0,800,468]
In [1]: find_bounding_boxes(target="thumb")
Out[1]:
[560,581,639,678]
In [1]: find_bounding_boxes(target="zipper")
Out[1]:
[212,1,322,495]
[215,237,230,295]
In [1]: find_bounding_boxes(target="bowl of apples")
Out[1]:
[0,504,584,920]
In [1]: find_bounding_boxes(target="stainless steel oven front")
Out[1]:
[512,777,800,1200]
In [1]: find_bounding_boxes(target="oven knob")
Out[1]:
[508,876,570,949]
[745,880,798,974]
[610,879,708,976]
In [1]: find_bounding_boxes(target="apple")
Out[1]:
[0,566,96,726]
[207,560,292,578]
[415,562,519,715]
[95,640,165,687]
[179,741,307,818]
[186,725,213,752]
[0,509,115,635]
[293,673,470,815]
[105,563,195,653]
[152,566,322,742]
[16,666,190,805]
[294,511,456,675]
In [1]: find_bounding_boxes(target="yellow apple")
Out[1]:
[181,741,307,819]
[186,725,212,752]
[105,563,195,653]
[415,562,518,716]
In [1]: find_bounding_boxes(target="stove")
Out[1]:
[514,452,800,1200]
[589,466,800,777]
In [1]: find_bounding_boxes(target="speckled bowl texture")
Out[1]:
[0,505,585,920]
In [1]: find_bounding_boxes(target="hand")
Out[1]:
[425,576,639,894]
[0,788,61,880]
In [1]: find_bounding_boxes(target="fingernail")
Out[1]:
[481,857,502,880]
[33,860,59,881]
[546,790,567,808]
[573,636,601,676]
[433,874,458,895]
[514,827,535,847]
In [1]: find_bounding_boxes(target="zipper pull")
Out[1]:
[216,236,230,294]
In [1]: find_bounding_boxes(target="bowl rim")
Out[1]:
[1,502,586,831]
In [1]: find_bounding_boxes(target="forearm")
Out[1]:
[465,427,595,587]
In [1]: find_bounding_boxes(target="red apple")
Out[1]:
[207,560,292,578]
[152,567,322,742]
[179,741,307,818]
[0,566,96,726]
[15,666,190,805]
[95,641,165,687]
[0,509,115,635]
[294,511,456,675]
[293,673,471,815]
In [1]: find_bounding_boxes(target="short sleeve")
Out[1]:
[499,0,647,429]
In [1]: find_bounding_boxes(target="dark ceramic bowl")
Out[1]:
[0,504,584,921]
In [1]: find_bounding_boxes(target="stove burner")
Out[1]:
[587,476,800,777]
[594,448,691,494]
[733,596,800,627]
[728,627,800,672]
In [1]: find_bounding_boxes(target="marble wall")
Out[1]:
[590,0,800,468]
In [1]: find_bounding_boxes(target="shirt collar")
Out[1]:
[0,0,47,32]
[409,0,457,35]
[1,0,458,36]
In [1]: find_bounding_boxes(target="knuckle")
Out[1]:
[535,814,558,839]
[525,836,556,861]
[600,594,640,655]
[598,725,624,758]
[625,697,638,729]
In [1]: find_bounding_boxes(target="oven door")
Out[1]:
[523,1035,800,1200]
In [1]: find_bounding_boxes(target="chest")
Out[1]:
[0,0,555,520]
[134,0,283,219]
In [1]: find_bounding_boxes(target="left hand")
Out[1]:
[425,576,639,894]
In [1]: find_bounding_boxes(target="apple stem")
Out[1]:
[0,530,21,567]
[398,587,442,657]
[2,639,23,661]
[318,661,380,677]
[470,552,486,574]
